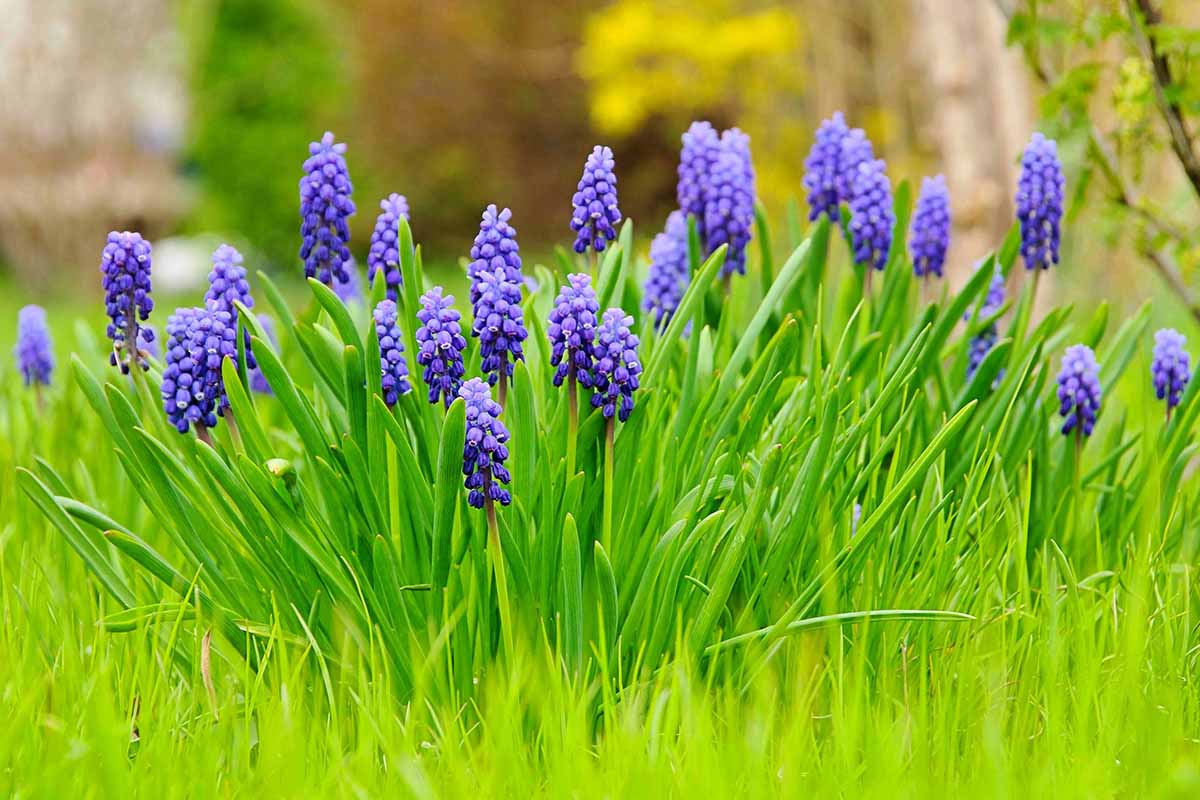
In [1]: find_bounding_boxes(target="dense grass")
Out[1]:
[4,194,1200,797]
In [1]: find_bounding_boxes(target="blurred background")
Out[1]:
[2,0,1199,341]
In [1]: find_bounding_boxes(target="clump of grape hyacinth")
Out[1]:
[704,129,756,277]
[204,244,255,368]
[299,131,355,287]
[467,205,523,305]
[415,287,467,407]
[161,307,238,434]
[643,210,689,328]
[367,193,409,301]
[1016,133,1064,271]
[570,146,622,254]
[1151,328,1191,413]
[966,267,1006,380]
[848,158,895,271]
[591,309,642,422]
[372,299,411,407]
[15,305,53,387]
[548,274,600,388]
[460,377,512,509]
[472,268,527,387]
[1056,344,1101,438]
[677,121,722,241]
[100,230,154,373]
[910,175,951,278]
[248,316,277,395]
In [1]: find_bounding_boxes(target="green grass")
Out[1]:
[4,201,1200,798]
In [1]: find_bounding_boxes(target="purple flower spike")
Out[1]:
[910,175,951,278]
[591,308,641,422]
[248,315,277,395]
[1056,344,1101,437]
[467,204,523,306]
[848,158,894,271]
[299,131,356,287]
[803,113,852,222]
[548,273,600,388]
[15,305,53,387]
[1016,133,1065,271]
[367,193,409,301]
[460,377,512,509]
[966,266,1006,380]
[643,210,690,328]
[100,230,154,374]
[205,243,256,369]
[373,299,411,407]
[705,129,756,278]
[415,287,467,407]
[677,121,722,242]
[1152,328,1191,412]
[161,307,238,433]
[571,146,622,254]
[472,268,527,386]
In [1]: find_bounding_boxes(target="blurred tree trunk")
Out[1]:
[911,0,1032,283]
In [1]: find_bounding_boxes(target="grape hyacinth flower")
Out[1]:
[910,175,951,279]
[139,326,159,362]
[204,244,255,369]
[472,267,527,399]
[1016,133,1065,271]
[548,273,600,388]
[14,305,53,387]
[415,287,466,408]
[591,309,642,423]
[966,267,1006,380]
[367,193,409,301]
[460,377,512,509]
[643,210,690,328]
[333,260,363,305]
[803,112,852,222]
[299,131,356,287]
[677,121,722,242]
[704,129,756,278]
[1151,328,1191,415]
[161,307,238,437]
[248,315,277,395]
[848,158,894,273]
[467,205,523,305]
[372,299,411,407]
[100,231,154,374]
[570,146,622,254]
[1056,344,1101,438]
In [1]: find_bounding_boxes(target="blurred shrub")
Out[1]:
[183,0,344,270]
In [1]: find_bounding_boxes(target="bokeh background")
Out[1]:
[2,0,1199,345]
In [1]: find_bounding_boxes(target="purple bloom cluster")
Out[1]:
[372,299,411,407]
[704,129,756,277]
[677,121,722,241]
[205,244,255,369]
[643,210,690,328]
[1056,344,1101,437]
[1016,133,1065,271]
[910,175,951,278]
[161,307,238,433]
[570,146,622,254]
[472,267,527,386]
[15,305,53,387]
[591,309,642,422]
[966,267,1006,380]
[299,131,356,287]
[802,113,876,223]
[1152,328,1191,411]
[848,158,895,271]
[367,193,409,301]
[468,205,523,305]
[460,377,512,508]
[415,287,467,407]
[248,315,276,395]
[100,231,154,374]
[548,273,600,388]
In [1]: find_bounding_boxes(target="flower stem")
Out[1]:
[498,356,509,410]
[566,369,578,478]
[602,416,614,555]
[485,480,514,663]
[196,424,213,447]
